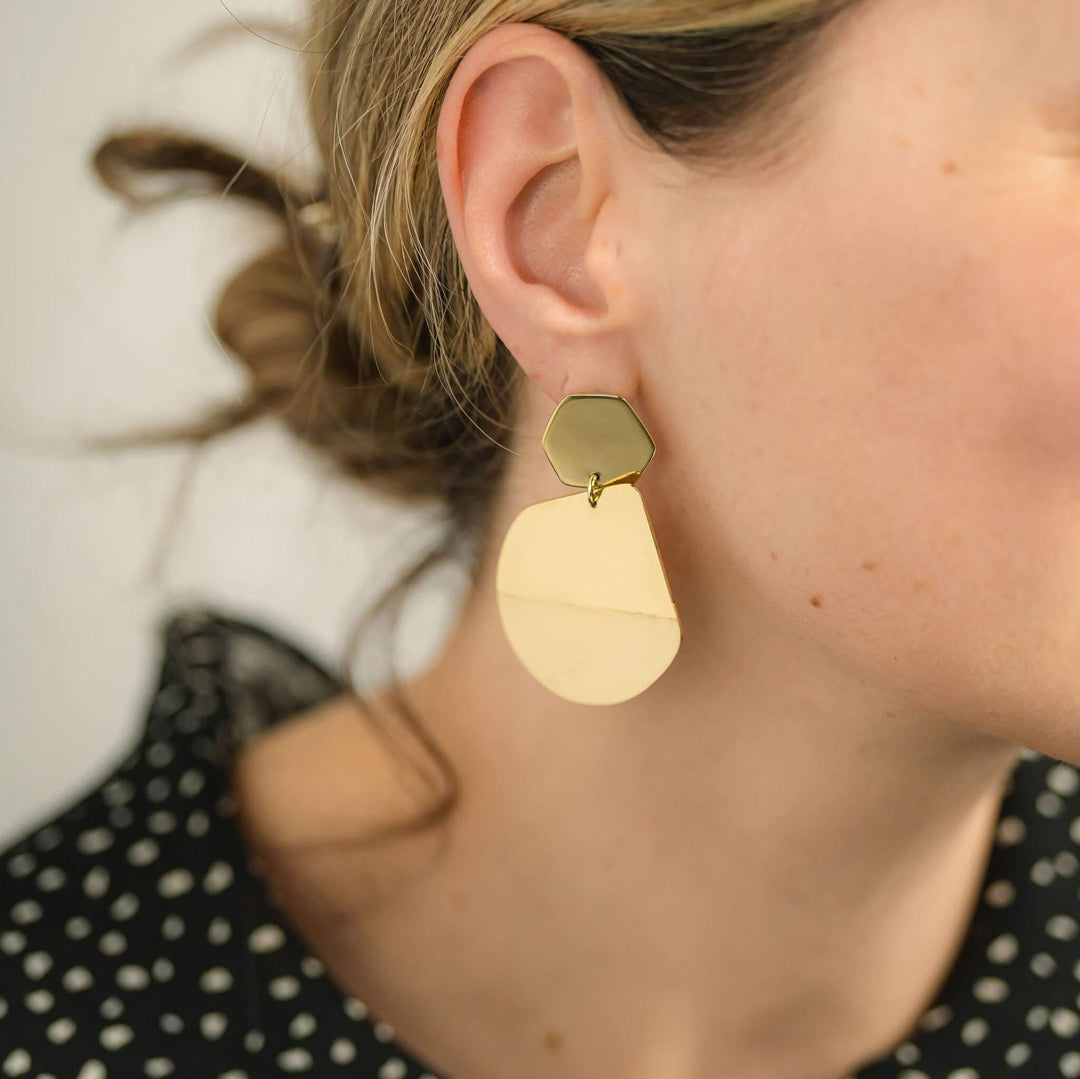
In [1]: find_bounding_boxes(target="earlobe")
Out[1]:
[434,23,640,405]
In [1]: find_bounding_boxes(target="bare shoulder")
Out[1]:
[227,691,450,923]
[228,691,426,850]
[227,681,468,934]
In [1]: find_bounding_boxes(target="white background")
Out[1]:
[0,1,466,847]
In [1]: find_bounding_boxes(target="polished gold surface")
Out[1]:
[495,483,682,705]
[542,394,655,489]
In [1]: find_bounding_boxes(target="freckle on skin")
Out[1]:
[544,1030,564,1052]
[810,595,823,608]
[861,559,876,571]
[769,549,779,561]
[941,159,959,175]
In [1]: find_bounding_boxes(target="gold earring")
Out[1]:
[495,393,682,705]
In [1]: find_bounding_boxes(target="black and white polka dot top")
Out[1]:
[2,606,1080,1079]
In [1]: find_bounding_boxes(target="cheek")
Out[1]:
[671,189,1080,747]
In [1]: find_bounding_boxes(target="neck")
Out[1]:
[400,377,1022,1077]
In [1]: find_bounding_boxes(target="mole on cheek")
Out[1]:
[810,595,823,608]
[861,560,876,571]
[544,1030,564,1053]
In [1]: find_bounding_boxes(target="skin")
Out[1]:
[230,1,1080,1076]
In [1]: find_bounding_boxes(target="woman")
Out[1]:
[4,0,1080,1075]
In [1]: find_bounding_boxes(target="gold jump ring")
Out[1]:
[587,471,603,507]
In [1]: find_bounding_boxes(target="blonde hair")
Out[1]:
[89,0,860,851]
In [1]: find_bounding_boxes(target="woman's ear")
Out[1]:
[435,22,641,405]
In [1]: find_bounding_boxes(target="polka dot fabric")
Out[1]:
[850,745,1080,1079]
[0,607,447,1079]
[2,606,1080,1078]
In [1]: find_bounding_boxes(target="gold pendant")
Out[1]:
[495,394,682,705]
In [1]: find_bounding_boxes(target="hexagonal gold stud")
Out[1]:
[541,394,655,490]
